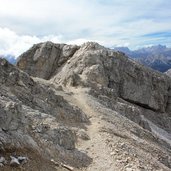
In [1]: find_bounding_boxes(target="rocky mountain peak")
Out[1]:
[1,42,171,170]
[113,45,171,72]
[17,41,80,79]
[17,41,171,113]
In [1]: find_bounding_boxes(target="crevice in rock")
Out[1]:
[47,47,61,80]
[121,97,158,112]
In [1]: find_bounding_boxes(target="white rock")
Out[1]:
[0,156,6,163]
[10,156,20,167]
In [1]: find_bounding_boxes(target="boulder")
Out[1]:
[17,41,79,79]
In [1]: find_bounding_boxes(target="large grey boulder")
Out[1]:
[17,41,79,79]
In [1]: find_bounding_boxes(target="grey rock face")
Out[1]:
[1,101,24,131]
[1,58,87,124]
[17,41,79,79]
[0,58,91,169]
[17,41,171,112]
[16,41,171,132]
[165,69,171,77]
[52,42,171,112]
[4,41,171,170]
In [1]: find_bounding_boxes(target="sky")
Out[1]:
[0,0,171,57]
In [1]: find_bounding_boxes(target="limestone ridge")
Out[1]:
[1,41,171,170]
[17,41,171,134]
[17,41,171,113]
[17,41,80,79]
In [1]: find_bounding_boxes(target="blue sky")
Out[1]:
[0,0,171,57]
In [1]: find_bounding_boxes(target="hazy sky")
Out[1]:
[0,0,171,57]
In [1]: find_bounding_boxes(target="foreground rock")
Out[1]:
[52,42,171,113]
[2,42,171,170]
[0,58,91,170]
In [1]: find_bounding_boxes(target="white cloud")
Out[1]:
[0,27,101,57]
[0,27,132,57]
[0,0,171,54]
[0,27,63,57]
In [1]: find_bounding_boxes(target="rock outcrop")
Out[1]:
[1,41,171,170]
[17,42,171,113]
[17,41,79,79]
[0,58,91,170]
[52,42,170,112]
[165,68,171,77]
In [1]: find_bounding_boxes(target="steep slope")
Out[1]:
[52,42,170,112]
[17,41,79,79]
[1,42,171,170]
[0,58,91,170]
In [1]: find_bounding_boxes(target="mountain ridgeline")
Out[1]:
[114,45,171,72]
[0,54,16,64]
[1,41,171,170]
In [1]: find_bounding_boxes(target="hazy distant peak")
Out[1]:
[0,54,16,64]
[113,45,171,72]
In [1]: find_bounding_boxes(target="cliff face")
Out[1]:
[17,42,171,113]
[51,42,170,112]
[1,42,171,170]
[17,41,79,79]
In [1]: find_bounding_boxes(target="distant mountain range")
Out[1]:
[113,45,171,72]
[0,55,16,64]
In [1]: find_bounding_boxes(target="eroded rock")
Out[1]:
[17,41,79,79]
[0,58,91,169]
[2,42,171,170]
[51,42,170,112]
